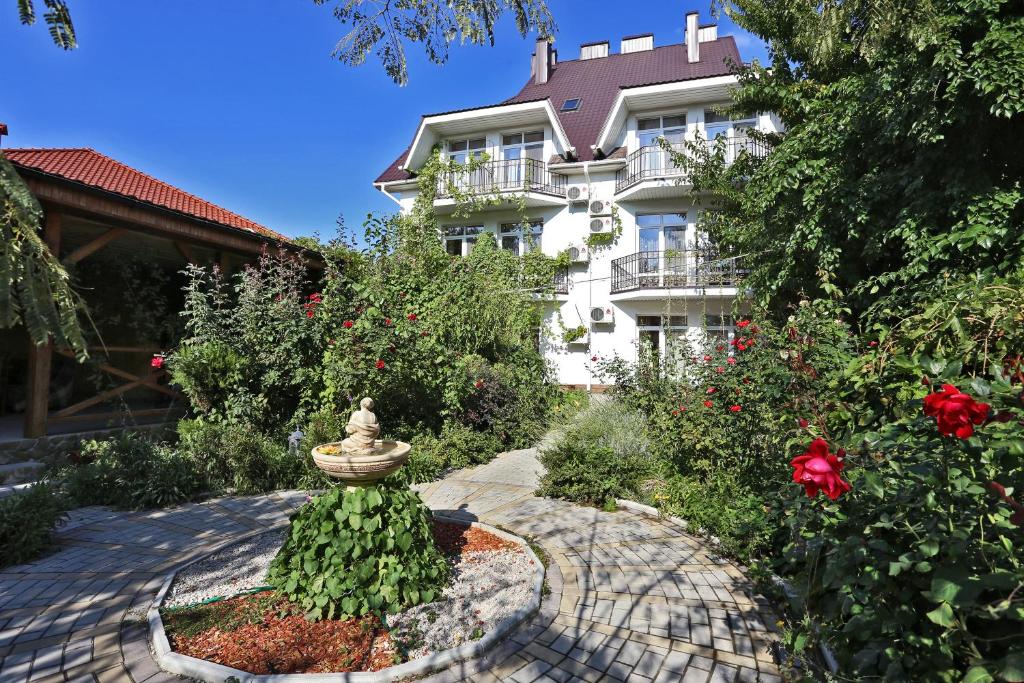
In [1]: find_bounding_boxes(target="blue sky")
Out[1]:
[1,1,768,239]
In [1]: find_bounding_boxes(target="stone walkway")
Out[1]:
[0,448,781,683]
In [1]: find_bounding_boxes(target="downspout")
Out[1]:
[583,161,594,393]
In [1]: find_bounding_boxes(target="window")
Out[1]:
[500,131,544,186]
[443,226,483,257]
[561,98,581,112]
[499,220,543,256]
[637,113,687,174]
[637,213,689,287]
[448,137,487,164]
[704,109,756,161]
[636,314,688,365]
[705,313,736,342]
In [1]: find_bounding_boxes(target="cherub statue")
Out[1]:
[341,397,380,453]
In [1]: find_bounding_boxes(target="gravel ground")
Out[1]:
[386,549,535,659]
[163,529,286,608]
[161,528,536,664]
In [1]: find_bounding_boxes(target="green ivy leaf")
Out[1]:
[926,603,956,628]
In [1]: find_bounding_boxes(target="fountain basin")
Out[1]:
[311,440,410,483]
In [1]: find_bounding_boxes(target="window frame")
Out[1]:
[499,220,543,256]
[443,225,484,257]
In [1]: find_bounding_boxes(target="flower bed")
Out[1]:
[150,518,544,681]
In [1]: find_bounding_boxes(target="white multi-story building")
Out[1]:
[375,10,780,390]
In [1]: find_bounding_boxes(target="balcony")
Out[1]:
[552,266,570,295]
[610,249,747,296]
[435,158,568,212]
[614,136,768,196]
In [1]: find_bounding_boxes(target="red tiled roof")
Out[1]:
[375,38,741,183]
[5,147,287,240]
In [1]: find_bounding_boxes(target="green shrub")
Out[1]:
[658,474,774,561]
[404,423,503,484]
[177,419,306,494]
[267,481,448,621]
[63,434,204,509]
[537,401,661,507]
[0,483,66,569]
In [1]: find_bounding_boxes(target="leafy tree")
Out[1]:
[313,0,556,85]
[684,0,1024,319]
[15,0,76,48]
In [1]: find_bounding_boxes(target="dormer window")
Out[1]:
[561,98,581,112]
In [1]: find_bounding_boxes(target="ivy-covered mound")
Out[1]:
[267,480,448,621]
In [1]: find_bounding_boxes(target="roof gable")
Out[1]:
[5,147,286,240]
[375,37,741,183]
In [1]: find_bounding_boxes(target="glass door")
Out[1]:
[501,131,544,189]
[447,137,487,191]
[637,213,689,287]
[637,114,687,178]
[704,111,755,163]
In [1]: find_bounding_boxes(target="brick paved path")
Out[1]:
[0,447,781,682]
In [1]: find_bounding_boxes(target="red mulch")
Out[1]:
[431,520,521,556]
[166,520,520,674]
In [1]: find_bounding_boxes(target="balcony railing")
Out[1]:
[436,158,568,199]
[610,249,748,294]
[615,135,769,193]
[552,266,570,295]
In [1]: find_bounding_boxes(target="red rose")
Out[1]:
[591,355,598,362]
[737,343,747,351]
[923,384,990,439]
[150,355,165,369]
[730,405,742,412]
[385,318,392,326]
[716,366,725,374]
[716,345,725,352]
[474,379,484,389]
[747,338,756,346]
[798,418,809,429]
[420,330,428,337]
[703,355,712,362]
[707,387,716,394]
[672,409,679,416]
[737,320,751,328]
[790,438,851,501]
[375,359,385,370]
[343,320,354,329]
[407,313,417,321]
[868,340,878,347]
[306,309,314,318]
[703,400,713,408]
[678,405,687,412]
[727,357,737,365]
[308,293,322,303]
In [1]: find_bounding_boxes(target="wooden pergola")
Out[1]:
[5,148,319,439]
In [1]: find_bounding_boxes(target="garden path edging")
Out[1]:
[147,516,546,683]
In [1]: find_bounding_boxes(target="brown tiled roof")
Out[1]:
[375,38,740,183]
[5,147,287,240]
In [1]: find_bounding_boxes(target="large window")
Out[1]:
[704,110,755,161]
[637,113,688,174]
[636,314,688,365]
[499,220,543,256]
[443,226,483,257]
[447,137,487,164]
[501,131,544,186]
[637,213,689,287]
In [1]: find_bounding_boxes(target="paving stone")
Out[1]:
[0,450,781,683]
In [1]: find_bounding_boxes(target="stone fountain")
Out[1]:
[311,397,410,484]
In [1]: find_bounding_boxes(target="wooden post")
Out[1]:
[24,211,62,438]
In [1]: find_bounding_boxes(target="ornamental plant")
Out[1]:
[267,481,448,621]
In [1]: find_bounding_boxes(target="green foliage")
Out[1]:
[404,422,503,484]
[267,482,448,621]
[63,433,205,509]
[538,401,661,507]
[0,152,86,358]
[171,254,326,434]
[15,0,76,49]
[0,483,65,569]
[313,0,555,86]
[691,0,1024,317]
[177,418,307,495]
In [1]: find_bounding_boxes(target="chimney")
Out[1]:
[533,37,553,85]
[686,11,699,62]
[621,34,654,53]
[0,122,7,147]
[580,40,609,60]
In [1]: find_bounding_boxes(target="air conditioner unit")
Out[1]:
[590,306,615,324]
[567,244,590,263]
[589,199,613,216]
[589,216,613,234]
[565,184,590,203]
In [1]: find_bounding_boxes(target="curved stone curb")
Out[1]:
[148,517,546,683]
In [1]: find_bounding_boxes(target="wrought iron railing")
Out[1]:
[615,135,769,193]
[610,249,748,293]
[436,158,568,198]
[552,266,570,294]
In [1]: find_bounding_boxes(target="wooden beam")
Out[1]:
[25,212,62,438]
[53,379,145,418]
[53,348,181,399]
[62,227,126,264]
[175,241,195,264]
